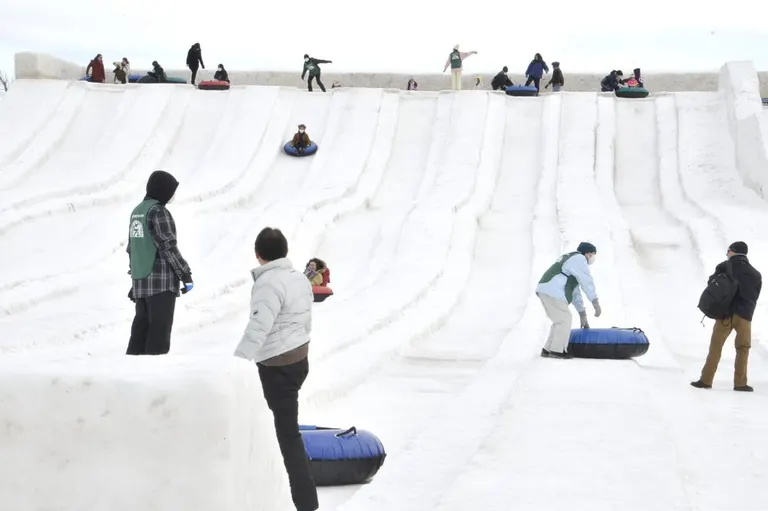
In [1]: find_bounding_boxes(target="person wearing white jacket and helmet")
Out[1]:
[535,241,602,359]
[234,227,318,511]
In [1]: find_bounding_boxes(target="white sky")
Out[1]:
[1,0,768,77]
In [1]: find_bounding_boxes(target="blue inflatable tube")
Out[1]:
[505,85,538,97]
[299,425,386,485]
[284,141,318,157]
[568,327,650,359]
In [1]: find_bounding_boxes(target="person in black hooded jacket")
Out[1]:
[692,241,761,392]
[126,170,193,355]
[491,66,513,90]
[186,43,205,85]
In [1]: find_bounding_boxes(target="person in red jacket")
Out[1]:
[86,54,106,83]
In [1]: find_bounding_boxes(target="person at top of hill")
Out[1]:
[536,242,601,359]
[214,64,230,83]
[186,42,205,85]
[624,68,643,88]
[691,241,762,392]
[491,66,513,90]
[544,61,564,91]
[146,61,168,83]
[126,170,193,356]
[443,44,478,91]
[86,54,106,83]
[233,227,318,511]
[112,57,130,84]
[600,70,624,92]
[301,54,332,92]
[407,78,418,90]
[524,53,549,92]
[290,124,312,152]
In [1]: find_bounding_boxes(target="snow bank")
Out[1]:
[0,354,291,511]
[719,61,768,197]
[13,52,768,94]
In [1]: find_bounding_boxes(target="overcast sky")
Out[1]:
[1,0,768,77]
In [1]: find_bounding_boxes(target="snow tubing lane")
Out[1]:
[198,80,230,91]
[299,425,386,486]
[616,87,649,98]
[505,85,538,97]
[568,327,650,359]
[284,141,318,157]
[312,285,333,303]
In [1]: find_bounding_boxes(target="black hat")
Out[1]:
[577,242,597,254]
[729,241,748,255]
[146,170,179,204]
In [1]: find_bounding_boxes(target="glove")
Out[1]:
[128,288,135,302]
[181,274,194,294]
[579,311,590,329]
[592,299,602,317]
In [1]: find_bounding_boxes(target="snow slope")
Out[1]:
[1,71,768,510]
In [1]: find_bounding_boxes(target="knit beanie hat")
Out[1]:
[729,241,748,255]
[577,242,597,254]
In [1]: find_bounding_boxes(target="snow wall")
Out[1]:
[13,51,768,96]
[0,355,293,511]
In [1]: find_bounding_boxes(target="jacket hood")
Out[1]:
[251,258,294,281]
[145,170,179,204]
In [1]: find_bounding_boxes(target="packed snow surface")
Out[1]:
[1,67,768,510]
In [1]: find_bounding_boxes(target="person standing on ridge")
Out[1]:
[301,54,332,92]
[234,227,319,511]
[491,66,513,90]
[86,54,106,83]
[544,61,564,91]
[126,170,193,356]
[524,53,549,93]
[691,241,761,392]
[536,242,601,359]
[186,42,205,85]
[443,44,478,91]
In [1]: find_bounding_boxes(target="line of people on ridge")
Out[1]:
[126,170,324,511]
[536,240,761,393]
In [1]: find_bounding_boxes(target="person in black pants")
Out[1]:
[186,42,205,85]
[126,170,193,355]
[234,227,318,511]
[301,54,332,92]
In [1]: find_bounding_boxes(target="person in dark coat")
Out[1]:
[491,66,513,90]
[126,170,193,356]
[692,242,761,392]
[214,63,229,83]
[524,53,549,92]
[301,54,332,92]
[145,61,168,83]
[545,61,564,91]
[600,70,624,92]
[186,43,205,85]
[290,124,311,152]
[86,54,106,83]
[407,78,418,90]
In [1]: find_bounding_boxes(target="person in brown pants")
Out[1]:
[692,241,761,392]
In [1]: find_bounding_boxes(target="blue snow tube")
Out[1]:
[505,85,538,97]
[284,141,318,157]
[568,327,650,359]
[299,425,386,486]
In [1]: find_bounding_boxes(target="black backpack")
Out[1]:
[698,261,739,319]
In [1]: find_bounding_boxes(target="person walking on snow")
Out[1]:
[112,57,130,84]
[443,44,477,91]
[536,242,601,359]
[126,170,193,356]
[691,241,761,392]
[301,54,332,92]
[544,61,564,91]
[86,53,106,83]
[524,53,549,92]
[234,227,319,511]
[186,42,205,85]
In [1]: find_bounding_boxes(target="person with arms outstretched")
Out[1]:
[301,54,332,92]
[443,44,477,90]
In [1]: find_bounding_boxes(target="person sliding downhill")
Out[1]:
[291,124,311,153]
[301,54,332,92]
[443,44,478,91]
[186,43,205,85]
[535,242,601,359]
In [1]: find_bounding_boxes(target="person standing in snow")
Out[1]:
[443,44,478,91]
[544,61,564,91]
[234,227,318,511]
[536,242,601,359]
[86,53,106,83]
[691,242,761,392]
[301,54,332,92]
[524,53,549,92]
[126,170,193,356]
[112,57,130,84]
[407,78,418,90]
[186,42,205,85]
[491,66,513,90]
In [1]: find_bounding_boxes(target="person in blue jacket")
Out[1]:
[535,242,601,359]
[524,53,549,93]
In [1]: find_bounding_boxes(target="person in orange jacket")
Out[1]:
[86,54,106,83]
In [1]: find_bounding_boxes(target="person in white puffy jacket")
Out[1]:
[233,227,318,511]
[113,57,130,84]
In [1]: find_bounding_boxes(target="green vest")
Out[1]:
[450,50,462,69]
[128,199,159,279]
[538,252,580,304]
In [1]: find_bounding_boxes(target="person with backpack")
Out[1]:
[535,242,601,359]
[442,44,478,91]
[692,242,762,392]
